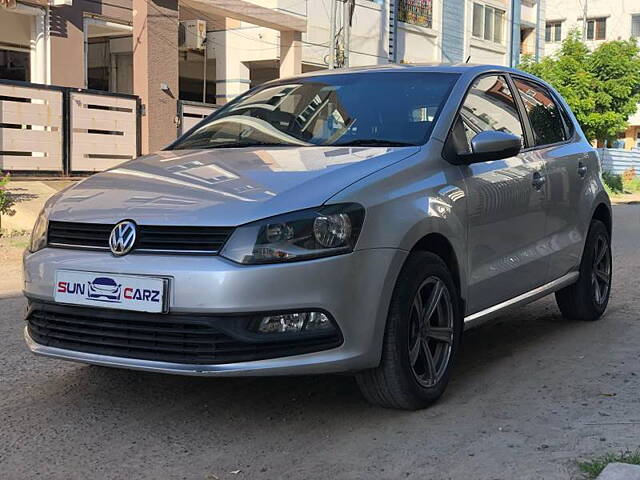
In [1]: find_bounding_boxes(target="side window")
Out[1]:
[557,101,575,138]
[512,78,567,146]
[454,75,524,154]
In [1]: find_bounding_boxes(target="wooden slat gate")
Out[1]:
[178,100,218,136]
[0,83,64,172]
[0,79,140,174]
[69,91,139,172]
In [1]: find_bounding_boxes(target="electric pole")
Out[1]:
[344,0,355,68]
[329,0,337,68]
[202,36,207,103]
[328,0,355,69]
[582,0,588,40]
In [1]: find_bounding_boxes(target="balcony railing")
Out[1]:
[398,0,433,29]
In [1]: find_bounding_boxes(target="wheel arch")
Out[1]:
[592,202,612,238]
[408,232,465,310]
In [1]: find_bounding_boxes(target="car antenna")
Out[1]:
[465,56,471,63]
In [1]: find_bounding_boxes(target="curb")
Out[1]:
[597,463,640,480]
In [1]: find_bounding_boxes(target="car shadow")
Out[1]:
[33,296,594,430]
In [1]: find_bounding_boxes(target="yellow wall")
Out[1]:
[624,126,640,150]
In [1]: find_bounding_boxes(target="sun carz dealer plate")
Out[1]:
[54,270,168,313]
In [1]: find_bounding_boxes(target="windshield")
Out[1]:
[170,72,460,150]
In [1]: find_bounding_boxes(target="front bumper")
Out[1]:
[23,247,406,375]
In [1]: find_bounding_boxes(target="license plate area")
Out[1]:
[54,270,169,313]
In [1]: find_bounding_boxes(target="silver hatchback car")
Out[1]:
[24,65,612,409]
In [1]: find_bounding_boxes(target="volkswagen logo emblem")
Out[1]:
[109,220,137,256]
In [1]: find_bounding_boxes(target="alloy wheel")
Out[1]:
[592,234,611,306]
[407,277,454,387]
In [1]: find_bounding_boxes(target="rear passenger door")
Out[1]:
[456,74,549,314]
[510,76,586,282]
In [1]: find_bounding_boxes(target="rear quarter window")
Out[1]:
[512,77,567,147]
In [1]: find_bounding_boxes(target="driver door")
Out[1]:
[455,74,549,314]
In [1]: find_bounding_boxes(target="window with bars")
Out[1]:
[472,3,505,44]
[545,22,562,42]
[586,17,606,40]
[632,15,640,38]
[398,0,433,28]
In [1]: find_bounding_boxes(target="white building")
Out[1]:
[544,0,640,149]
[178,0,547,104]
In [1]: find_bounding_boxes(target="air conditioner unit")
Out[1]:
[179,20,206,51]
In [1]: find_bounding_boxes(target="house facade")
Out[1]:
[0,0,547,168]
[543,0,640,149]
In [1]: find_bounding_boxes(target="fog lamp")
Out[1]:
[257,311,333,334]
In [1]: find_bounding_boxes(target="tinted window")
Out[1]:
[558,101,575,138]
[513,78,566,146]
[633,14,640,38]
[0,49,30,81]
[170,72,459,150]
[455,75,524,153]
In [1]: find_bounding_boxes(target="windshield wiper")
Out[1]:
[198,141,301,149]
[333,139,416,147]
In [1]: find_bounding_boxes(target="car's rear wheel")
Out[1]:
[555,219,612,321]
[356,252,462,410]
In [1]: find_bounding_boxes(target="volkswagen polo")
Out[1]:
[24,65,612,409]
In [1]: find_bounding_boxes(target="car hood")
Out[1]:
[48,146,419,226]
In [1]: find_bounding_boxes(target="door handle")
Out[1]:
[532,171,546,190]
[578,161,588,178]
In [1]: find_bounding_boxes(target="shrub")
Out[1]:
[621,167,640,193]
[602,171,623,194]
[624,176,640,193]
[0,172,16,234]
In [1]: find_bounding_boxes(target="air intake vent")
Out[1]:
[27,302,343,365]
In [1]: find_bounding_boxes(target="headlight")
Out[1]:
[220,203,365,264]
[29,209,48,253]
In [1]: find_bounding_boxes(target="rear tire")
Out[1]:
[356,252,463,410]
[555,219,611,321]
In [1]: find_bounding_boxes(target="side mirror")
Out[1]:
[458,131,521,164]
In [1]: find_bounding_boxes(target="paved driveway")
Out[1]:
[1,205,639,480]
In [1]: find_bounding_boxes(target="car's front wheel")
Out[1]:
[356,252,463,410]
[555,219,612,321]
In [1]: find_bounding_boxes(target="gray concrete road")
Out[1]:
[1,205,639,480]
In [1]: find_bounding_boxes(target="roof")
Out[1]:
[286,63,526,80]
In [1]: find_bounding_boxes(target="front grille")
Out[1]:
[26,302,342,365]
[47,221,234,254]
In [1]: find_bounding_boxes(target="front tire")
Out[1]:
[555,219,612,321]
[356,252,463,410]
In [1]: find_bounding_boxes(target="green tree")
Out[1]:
[520,31,640,144]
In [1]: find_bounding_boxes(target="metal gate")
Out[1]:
[178,100,218,136]
[69,91,139,172]
[0,79,140,174]
[0,82,64,172]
